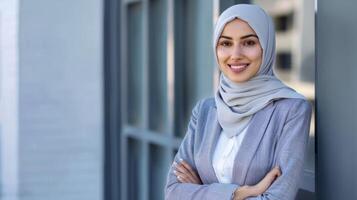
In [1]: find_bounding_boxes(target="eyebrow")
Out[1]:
[219,34,258,40]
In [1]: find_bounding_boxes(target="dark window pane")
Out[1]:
[275,12,294,32]
[276,52,292,70]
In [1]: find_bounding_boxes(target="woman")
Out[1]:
[165,4,312,200]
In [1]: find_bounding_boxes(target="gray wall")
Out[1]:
[18,0,103,199]
[316,0,357,199]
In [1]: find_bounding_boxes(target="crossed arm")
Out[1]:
[173,159,281,200]
[165,99,312,200]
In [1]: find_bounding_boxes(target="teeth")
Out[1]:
[229,64,247,69]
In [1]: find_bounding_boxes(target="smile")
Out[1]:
[228,64,249,73]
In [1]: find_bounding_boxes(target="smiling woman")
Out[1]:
[165,4,312,200]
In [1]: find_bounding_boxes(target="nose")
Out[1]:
[231,45,243,60]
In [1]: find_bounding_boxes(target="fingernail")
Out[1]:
[173,170,177,174]
[177,176,181,179]
[179,158,183,162]
[173,162,177,166]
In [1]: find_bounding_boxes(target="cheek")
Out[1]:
[245,48,262,63]
[216,48,229,63]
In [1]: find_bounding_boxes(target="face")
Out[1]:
[216,18,263,83]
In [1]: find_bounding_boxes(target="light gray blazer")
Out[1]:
[165,97,312,200]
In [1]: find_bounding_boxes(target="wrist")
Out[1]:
[233,185,255,200]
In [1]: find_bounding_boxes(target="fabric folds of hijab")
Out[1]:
[214,4,306,138]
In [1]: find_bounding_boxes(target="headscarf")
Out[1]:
[214,4,306,138]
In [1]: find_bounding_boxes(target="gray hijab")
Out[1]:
[214,4,305,138]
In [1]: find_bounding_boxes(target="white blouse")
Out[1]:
[212,127,248,183]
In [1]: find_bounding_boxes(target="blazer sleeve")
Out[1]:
[246,100,313,200]
[165,99,240,200]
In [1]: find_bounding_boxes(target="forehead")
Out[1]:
[221,18,257,36]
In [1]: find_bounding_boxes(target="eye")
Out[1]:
[243,40,256,46]
[219,40,232,47]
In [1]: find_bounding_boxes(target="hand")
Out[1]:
[233,166,281,200]
[173,159,202,184]
[252,166,281,195]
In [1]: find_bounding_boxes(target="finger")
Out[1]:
[173,161,186,173]
[174,169,195,183]
[174,160,202,184]
[183,170,201,184]
[175,162,192,176]
[173,162,188,178]
[271,168,281,182]
[176,175,187,183]
[179,160,200,180]
[272,166,280,172]
[272,171,280,180]
[194,177,202,184]
[274,166,281,172]
[270,166,280,175]
[179,169,200,184]
[175,170,194,183]
[179,159,194,172]
[273,166,282,177]
[173,169,186,183]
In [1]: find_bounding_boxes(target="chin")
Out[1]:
[231,78,248,83]
[226,75,249,83]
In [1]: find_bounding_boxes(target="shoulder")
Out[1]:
[192,97,216,114]
[190,97,216,126]
[198,97,216,108]
[272,98,312,121]
[274,98,311,109]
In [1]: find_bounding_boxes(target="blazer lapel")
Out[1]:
[199,107,220,183]
[231,104,276,185]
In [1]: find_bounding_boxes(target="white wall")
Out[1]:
[0,0,19,200]
[1,0,104,199]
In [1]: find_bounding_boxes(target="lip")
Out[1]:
[228,63,249,73]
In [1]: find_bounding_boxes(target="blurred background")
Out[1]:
[1,0,356,200]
